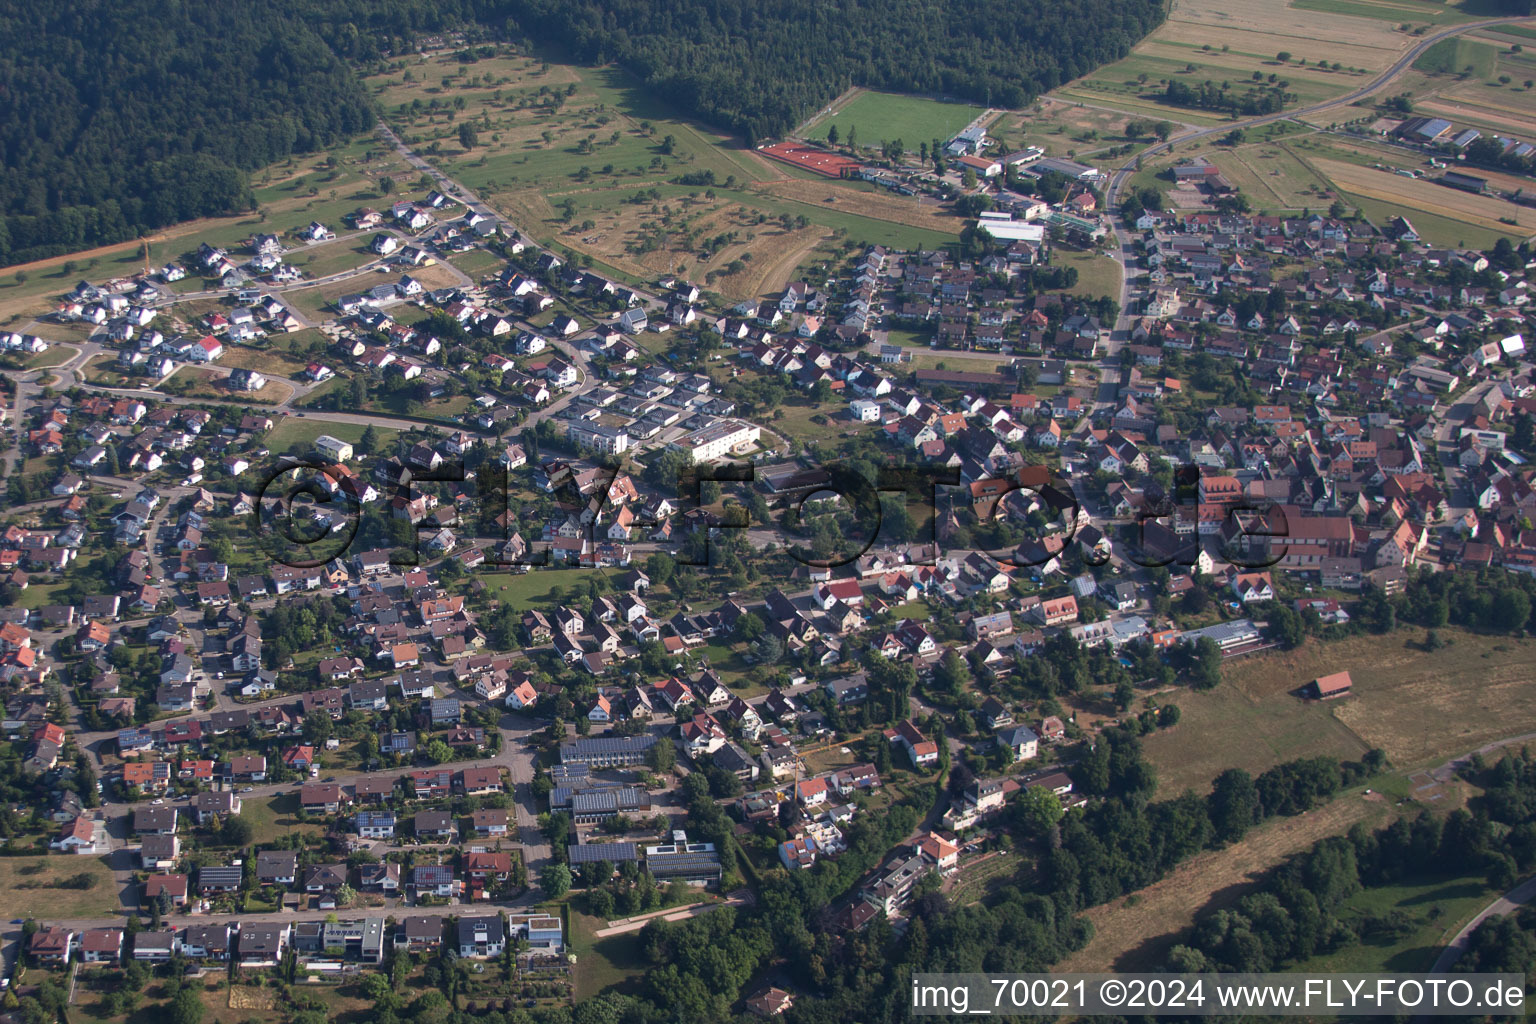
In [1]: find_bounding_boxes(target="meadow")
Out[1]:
[0,854,121,918]
[1058,791,1397,971]
[1143,629,1536,795]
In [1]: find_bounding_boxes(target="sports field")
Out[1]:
[804,89,983,148]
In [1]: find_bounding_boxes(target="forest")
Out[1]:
[0,0,1164,264]
[495,0,1167,142]
[0,1,392,266]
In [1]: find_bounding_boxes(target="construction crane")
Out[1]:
[141,236,150,277]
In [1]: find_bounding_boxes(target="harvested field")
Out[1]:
[754,179,959,232]
[1184,0,1443,47]
[1311,156,1536,235]
[1057,792,1396,972]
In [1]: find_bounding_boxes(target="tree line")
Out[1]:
[477,0,1165,143]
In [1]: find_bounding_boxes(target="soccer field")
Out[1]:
[808,89,982,147]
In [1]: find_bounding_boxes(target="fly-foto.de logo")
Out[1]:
[249,455,1292,572]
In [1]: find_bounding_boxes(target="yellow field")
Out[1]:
[1311,156,1536,233]
[1162,0,1423,59]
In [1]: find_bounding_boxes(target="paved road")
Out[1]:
[1430,874,1536,973]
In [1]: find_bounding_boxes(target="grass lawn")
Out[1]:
[1296,874,1497,973]
[264,417,402,454]
[571,909,648,999]
[280,240,378,278]
[24,344,79,369]
[1054,246,1123,302]
[1413,37,1499,77]
[479,567,609,607]
[771,401,875,445]
[0,855,121,918]
[448,247,508,281]
[695,641,759,693]
[80,352,134,387]
[884,327,933,349]
[1143,629,1536,794]
[17,580,71,610]
[806,89,984,147]
[240,793,322,846]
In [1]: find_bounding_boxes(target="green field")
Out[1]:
[808,89,983,148]
[240,792,323,846]
[1055,246,1123,302]
[480,567,610,607]
[1413,37,1499,77]
[264,417,402,453]
[1339,189,1513,250]
[571,909,646,999]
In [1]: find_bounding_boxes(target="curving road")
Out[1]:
[1429,874,1536,974]
[1104,15,1536,209]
